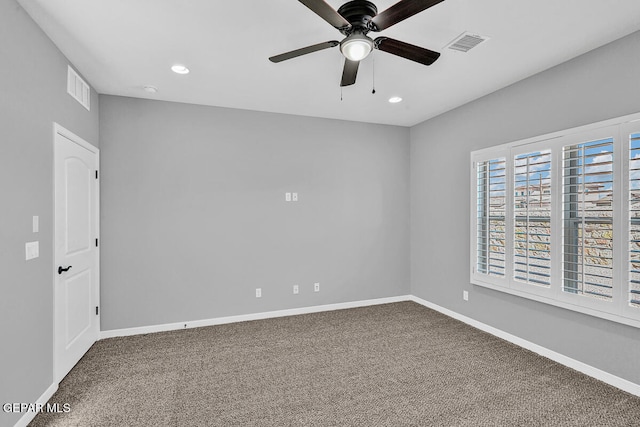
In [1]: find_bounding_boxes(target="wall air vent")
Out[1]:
[446,32,489,52]
[67,65,91,111]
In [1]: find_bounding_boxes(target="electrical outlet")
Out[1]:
[293,285,299,294]
[314,282,320,292]
[256,288,262,298]
[463,290,469,301]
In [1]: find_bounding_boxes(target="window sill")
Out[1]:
[471,276,640,329]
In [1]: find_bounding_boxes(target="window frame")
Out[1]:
[556,126,622,315]
[622,121,640,321]
[471,145,510,290]
[510,141,556,299]
[470,113,640,329]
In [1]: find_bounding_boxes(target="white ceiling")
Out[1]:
[18,0,640,127]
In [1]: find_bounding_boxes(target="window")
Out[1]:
[629,132,640,308]
[562,138,614,300]
[476,158,506,277]
[471,114,640,328]
[514,150,551,286]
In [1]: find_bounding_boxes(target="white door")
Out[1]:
[54,123,100,383]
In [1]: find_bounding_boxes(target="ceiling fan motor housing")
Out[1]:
[337,0,378,35]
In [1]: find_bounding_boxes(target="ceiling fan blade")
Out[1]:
[340,59,359,87]
[374,37,440,66]
[370,0,445,31]
[269,41,339,63]
[298,0,352,30]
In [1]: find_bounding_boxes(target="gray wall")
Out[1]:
[0,1,100,426]
[99,96,410,331]
[411,30,640,384]
[4,1,639,423]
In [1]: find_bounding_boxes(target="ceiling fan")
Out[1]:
[269,0,445,87]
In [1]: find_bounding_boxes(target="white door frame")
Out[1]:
[52,122,100,383]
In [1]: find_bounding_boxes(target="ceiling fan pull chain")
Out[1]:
[372,50,376,94]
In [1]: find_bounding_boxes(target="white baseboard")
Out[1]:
[99,294,639,398]
[19,293,638,427]
[14,382,58,427]
[408,295,640,398]
[100,295,412,339]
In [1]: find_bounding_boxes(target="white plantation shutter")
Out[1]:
[629,132,640,309]
[513,150,552,286]
[476,158,506,277]
[562,138,614,301]
[471,115,640,328]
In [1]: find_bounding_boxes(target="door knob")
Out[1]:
[58,265,72,275]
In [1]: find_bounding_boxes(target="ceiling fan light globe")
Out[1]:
[340,34,373,61]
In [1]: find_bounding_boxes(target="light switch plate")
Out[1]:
[285,193,292,202]
[25,241,39,260]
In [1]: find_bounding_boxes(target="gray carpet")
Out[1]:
[30,302,640,426]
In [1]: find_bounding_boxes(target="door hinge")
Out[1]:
[95,306,99,315]
[95,170,99,179]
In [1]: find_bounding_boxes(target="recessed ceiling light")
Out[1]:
[143,85,158,93]
[388,96,403,104]
[171,64,190,74]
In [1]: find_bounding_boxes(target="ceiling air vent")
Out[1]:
[446,32,489,52]
[67,65,91,111]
